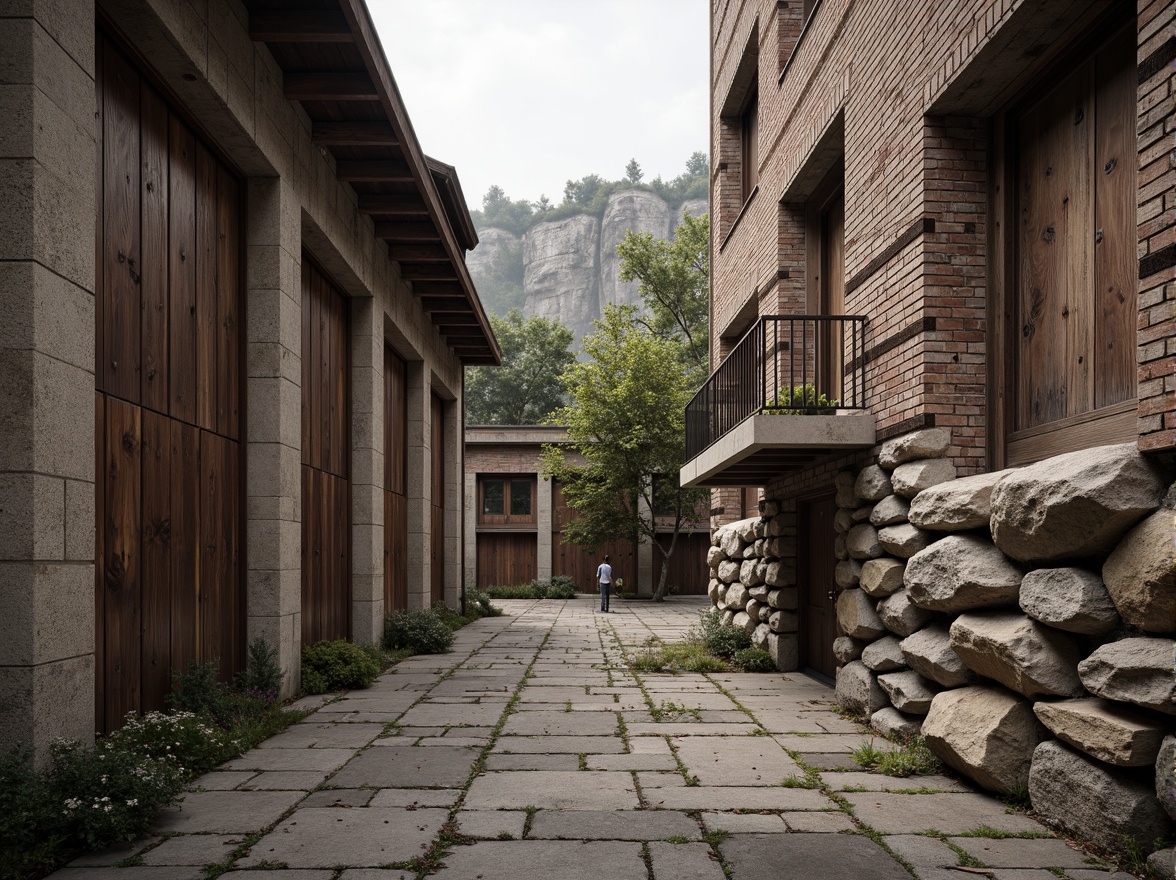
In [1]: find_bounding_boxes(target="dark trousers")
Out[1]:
[598,581,611,611]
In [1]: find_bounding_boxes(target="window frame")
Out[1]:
[477,474,537,528]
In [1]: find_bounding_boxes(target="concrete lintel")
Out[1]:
[465,426,569,446]
[679,412,876,488]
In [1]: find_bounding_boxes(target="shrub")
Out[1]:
[235,638,282,704]
[0,748,64,879]
[167,659,236,724]
[301,640,382,693]
[465,588,503,618]
[691,610,751,659]
[549,575,576,593]
[383,609,455,654]
[733,647,775,672]
[763,384,839,415]
[104,711,233,778]
[483,579,577,600]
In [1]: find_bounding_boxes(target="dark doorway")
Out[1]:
[797,494,839,682]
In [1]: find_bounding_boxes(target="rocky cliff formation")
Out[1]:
[467,189,707,345]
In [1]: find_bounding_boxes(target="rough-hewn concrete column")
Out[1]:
[405,361,431,610]
[537,476,553,582]
[442,394,462,609]
[245,178,302,695]
[350,297,384,642]
[0,4,97,760]
[463,472,477,590]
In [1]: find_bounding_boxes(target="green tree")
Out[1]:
[563,173,606,206]
[625,158,643,184]
[472,185,535,236]
[684,150,708,179]
[541,306,710,601]
[465,310,575,425]
[617,211,710,383]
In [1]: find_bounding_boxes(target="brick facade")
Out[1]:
[708,0,1176,513]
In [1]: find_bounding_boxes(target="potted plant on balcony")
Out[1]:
[762,383,839,415]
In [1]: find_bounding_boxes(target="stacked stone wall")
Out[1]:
[829,429,1176,853]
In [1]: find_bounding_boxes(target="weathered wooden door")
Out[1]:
[551,482,636,591]
[300,258,350,643]
[1008,23,1136,463]
[95,34,243,732]
[476,533,538,588]
[798,495,838,681]
[430,393,445,606]
[383,347,408,613]
[655,532,711,595]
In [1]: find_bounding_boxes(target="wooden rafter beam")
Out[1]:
[249,10,353,42]
[410,281,464,297]
[402,263,458,282]
[374,222,440,242]
[390,243,448,263]
[337,160,413,182]
[419,298,472,312]
[312,120,399,146]
[432,312,479,326]
[361,194,429,215]
[284,72,378,101]
[441,327,487,337]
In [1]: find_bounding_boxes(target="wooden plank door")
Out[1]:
[384,346,408,613]
[476,533,538,589]
[430,393,446,606]
[798,495,838,682]
[550,482,636,592]
[95,33,243,732]
[300,257,351,644]
[655,532,711,595]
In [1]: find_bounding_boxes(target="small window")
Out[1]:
[510,478,533,516]
[482,479,504,516]
[741,86,759,202]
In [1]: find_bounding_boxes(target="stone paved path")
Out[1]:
[52,596,1130,880]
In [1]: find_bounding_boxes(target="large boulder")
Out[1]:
[891,458,956,499]
[707,579,721,603]
[861,635,907,672]
[834,470,858,508]
[746,599,765,622]
[871,707,923,739]
[835,589,886,640]
[706,545,726,568]
[835,559,863,589]
[855,465,893,502]
[735,518,758,542]
[851,504,874,523]
[908,470,1010,531]
[724,583,750,610]
[733,610,756,635]
[767,587,798,610]
[751,622,771,650]
[1102,509,1176,633]
[847,524,883,559]
[836,660,888,716]
[877,523,933,559]
[1078,638,1176,715]
[765,559,794,588]
[717,560,741,585]
[834,507,854,534]
[768,610,797,633]
[740,559,764,587]
[879,428,951,469]
[833,636,865,663]
[1029,740,1172,851]
[905,535,1023,612]
[1158,735,1176,821]
[767,632,798,671]
[949,612,1084,699]
[900,624,977,688]
[877,589,932,638]
[870,495,910,527]
[922,685,1044,791]
[990,443,1171,563]
[1018,567,1120,635]
[719,527,746,559]
[1033,698,1169,767]
[860,558,906,597]
[877,670,939,715]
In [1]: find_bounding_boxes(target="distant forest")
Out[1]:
[470,151,708,236]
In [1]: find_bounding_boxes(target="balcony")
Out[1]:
[681,315,876,488]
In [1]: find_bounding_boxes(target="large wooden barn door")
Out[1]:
[1006,22,1136,464]
[300,258,351,643]
[551,483,636,592]
[476,534,538,588]
[430,393,446,606]
[383,347,408,613]
[94,34,243,732]
[798,495,838,682]
[655,532,711,595]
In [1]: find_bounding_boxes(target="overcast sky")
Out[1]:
[370,0,709,211]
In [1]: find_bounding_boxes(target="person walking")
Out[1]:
[596,554,614,613]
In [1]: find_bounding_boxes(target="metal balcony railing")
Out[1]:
[685,315,868,462]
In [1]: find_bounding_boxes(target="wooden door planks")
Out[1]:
[430,393,445,606]
[168,115,198,424]
[140,83,169,412]
[384,347,408,612]
[476,533,537,589]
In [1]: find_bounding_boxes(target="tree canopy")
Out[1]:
[540,306,710,600]
[617,210,710,384]
[465,310,575,425]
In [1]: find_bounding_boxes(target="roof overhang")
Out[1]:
[680,412,877,488]
[246,0,500,365]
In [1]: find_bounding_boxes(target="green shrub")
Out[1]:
[383,609,455,654]
[691,610,752,658]
[301,640,382,693]
[104,711,233,778]
[483,579,577,600]
[300,667,328,696]
[0,748,65,879]
[465,589,503,618]
[549,575,576,593]
[733,647,775,672]
[763,384,839,415]
[167,659,236,724]
[235,638,282,704]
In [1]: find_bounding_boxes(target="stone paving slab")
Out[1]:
[820,771,971,792]
[464,771,641,810]
[45,869,203,879]
[947,836,1092,868]
[223,747,356,772]
[257,722,385,749]
[720,832,914,880]
[586,752,679,771]
[301,789,374,808]
[337,868,412,880]
[494,734,626,754]
[527,809,701,840]
[238,808,449,868]
[501,710,618,735]
[454,809,528,839]
[647,841,727,880]
[367,788,462,808]
[152,790,303,834]
[223,872,335,880]
[643,785,830,811]
[671,736,799,785]
[432,841,647,880]
[330,745,478,788]
[238,770,330,790]
[140,835,239,865]
[700,811,788,833]
[842,792,1044,834]
[483,753,581,771]
[189,770,255,790]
